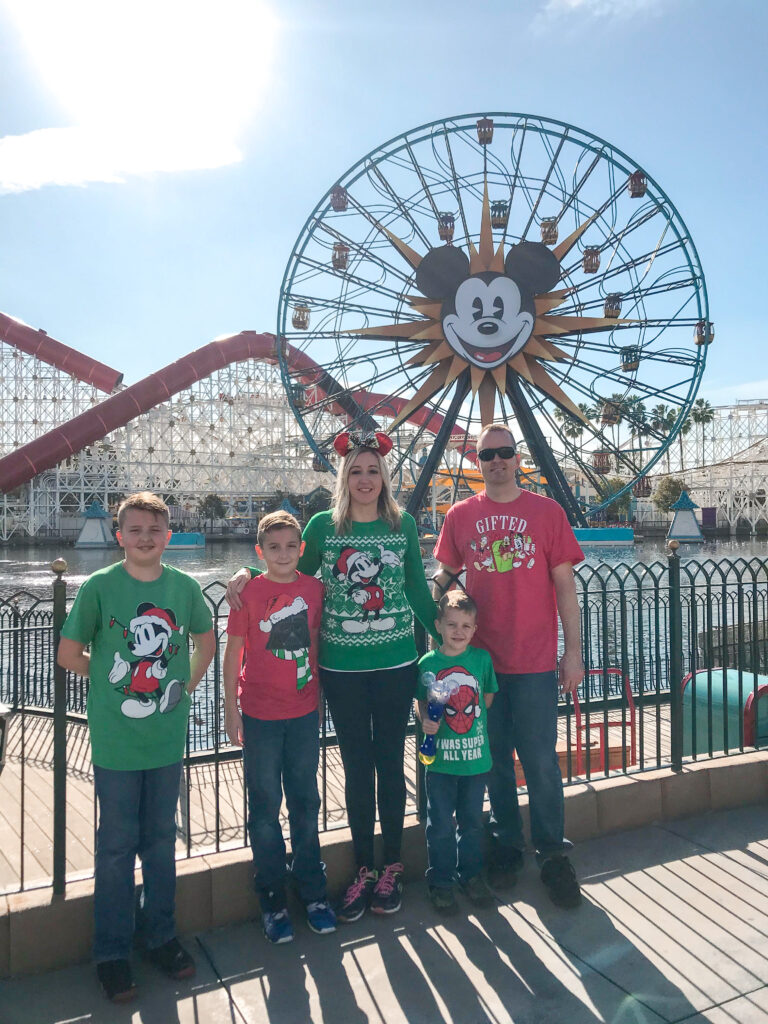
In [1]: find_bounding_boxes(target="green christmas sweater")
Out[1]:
[250,511,437,672]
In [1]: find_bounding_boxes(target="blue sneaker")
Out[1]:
[262,909,294,944]
[305,899,337,935]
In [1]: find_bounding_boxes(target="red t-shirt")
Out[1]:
[226,572,323,720]
[433,490,584,674]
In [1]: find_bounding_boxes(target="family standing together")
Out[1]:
[57,421,585,1004]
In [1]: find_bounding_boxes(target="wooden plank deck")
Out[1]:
[0,705,676,894]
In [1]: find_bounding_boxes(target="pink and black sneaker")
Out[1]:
[370,862,404,915]
[337,866,377,923]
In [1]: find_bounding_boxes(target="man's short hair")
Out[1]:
[257,510,302,546]
[477,422,516,449]
[117,491,169,529]
[437,590,478,619]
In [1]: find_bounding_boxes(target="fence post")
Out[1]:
[52,558,68,895]
[667,541,684,772]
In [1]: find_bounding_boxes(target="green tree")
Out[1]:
[198,493,226,530]
[653,476,686,514]
[599,477,633,519]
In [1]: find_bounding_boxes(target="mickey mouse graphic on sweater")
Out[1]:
[332,545,402,634]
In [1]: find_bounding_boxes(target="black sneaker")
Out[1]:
[146,937,196,979]
[540,855,582,908]
[370,862,404,915]
[428,885,458,914]
[96,959,137,1003]
[338,867,377,923]
[461,873,496,907]
[486,845,524,889]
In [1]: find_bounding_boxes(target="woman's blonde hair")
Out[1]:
[331,447,402,534]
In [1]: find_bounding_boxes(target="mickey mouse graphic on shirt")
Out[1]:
[332,544,402,634]
[259,593,313,690]
[108,603,185,720]
[438,666,481,735]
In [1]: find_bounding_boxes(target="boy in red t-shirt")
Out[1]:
[223,511,335,944]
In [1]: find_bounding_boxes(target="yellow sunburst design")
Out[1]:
[346,184,635,431]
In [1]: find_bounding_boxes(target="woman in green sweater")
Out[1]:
[227,431,437,922]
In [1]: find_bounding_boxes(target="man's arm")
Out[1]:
[432,562,462,601]
[188,629,216,694]
[551,561,584,694]
[222,634,245,746]
[57,637,90,677]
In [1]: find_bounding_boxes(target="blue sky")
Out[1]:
[2,0,766,406]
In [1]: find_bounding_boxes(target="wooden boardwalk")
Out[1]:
[1,706,674,894]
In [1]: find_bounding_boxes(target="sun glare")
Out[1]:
[2,0,278,188]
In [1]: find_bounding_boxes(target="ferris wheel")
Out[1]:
[276,112,711,523]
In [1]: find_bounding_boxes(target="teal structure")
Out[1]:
[682,668,768,755]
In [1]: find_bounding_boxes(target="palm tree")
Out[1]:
[677,416,693,471]
[650,403,677,474]
[690,398,715,466]
[625,395,648,468]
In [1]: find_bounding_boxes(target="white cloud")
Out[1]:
[535,0,666,24]
[1,0,277,194]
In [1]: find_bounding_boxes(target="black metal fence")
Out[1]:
[1,549,767,895]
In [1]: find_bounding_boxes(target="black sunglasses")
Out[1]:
[478,446,517,462]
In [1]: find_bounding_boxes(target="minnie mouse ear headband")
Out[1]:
[333,431,393,458]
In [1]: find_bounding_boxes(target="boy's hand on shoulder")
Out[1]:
[225,704,244,747]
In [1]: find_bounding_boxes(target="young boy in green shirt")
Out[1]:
[58,492,216,1003]
[416,591,498,913]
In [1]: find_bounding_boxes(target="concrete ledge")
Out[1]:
[3,750,767,978]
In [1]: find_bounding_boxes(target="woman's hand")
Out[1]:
[225,568,251,610]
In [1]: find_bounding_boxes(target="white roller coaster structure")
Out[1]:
[0,318,321,541]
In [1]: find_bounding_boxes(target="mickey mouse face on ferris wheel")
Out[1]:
[415,242,562,370]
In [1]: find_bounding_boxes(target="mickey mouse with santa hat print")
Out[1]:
[226,429,439,922]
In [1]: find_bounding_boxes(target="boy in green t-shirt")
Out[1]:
[416,591,498,913]
[58,492,215,1004]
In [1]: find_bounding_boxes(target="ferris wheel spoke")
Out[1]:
[545,357,689,409]
[520,131,568,241]
[560,237,685,297]
[403,140,442,221]
[311,220,417,289]
[297,253,412,302]
[442,131,473,244]
[365,165,433,250]
[497,116,529,251]
[555,275,698,317]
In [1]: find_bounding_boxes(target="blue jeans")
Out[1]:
[242,709,325,909]
[486,671,568,860]
[92,761,181,962]
[425,771,487,888]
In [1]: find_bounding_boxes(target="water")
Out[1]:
[0,540,257,598]
[2,537,768,599]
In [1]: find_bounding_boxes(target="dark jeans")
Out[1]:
[322,663,417,867]
[242,709,325,909]
[92,761,181,962]
[425,771,487,888]
[486,670,568,860]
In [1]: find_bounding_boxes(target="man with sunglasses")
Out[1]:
[432,423,584,908]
